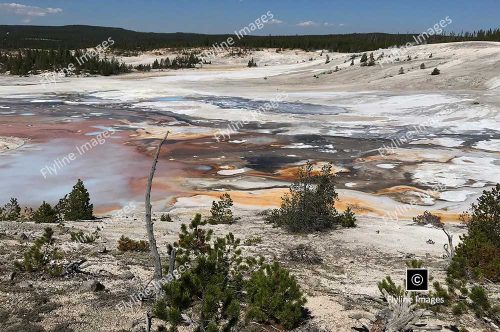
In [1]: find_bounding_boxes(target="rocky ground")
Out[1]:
[0,207,498,332]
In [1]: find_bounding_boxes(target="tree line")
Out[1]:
[1,25,499,52]
[0,48,206,76]
[0,48,130,76]
[136,53,202,71]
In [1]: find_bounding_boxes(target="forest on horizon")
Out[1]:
[1,24,499,52]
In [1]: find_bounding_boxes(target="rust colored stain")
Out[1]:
[201,189,461,222]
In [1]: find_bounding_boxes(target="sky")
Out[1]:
[0,0,498,35]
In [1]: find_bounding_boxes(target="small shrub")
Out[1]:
[266,162,350,233]
[406,259,423,268]
[431,68,440,75]
[117,236,149,252]
[360,52,368,65]
[398,67,405,74]
[452,302,467,316]
[20,206,34,222]
[70,230,99,243]
[468,285,491,317]
[288,244,322,264]
[33,201,60,223]
[378,276,404,298]
[247,58,257,67]
[367,53,376,66]
[431,281,451,302]
[206,193,238,225]
[339,207,357,227]
[246,262,306,330]
[420,63,426,69]
[160,213,173,222]
[244,237,263,246]
[15,227,63,276]
[413,211,442,227]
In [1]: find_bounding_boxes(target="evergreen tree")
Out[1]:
[33,201,59,223]
[448,184,500,282]
[62,179,94,221]
[206,193,239,224]
[360,52,368,66]
[247,58,258,67]
[0,198,21,221]
[266,162,355,233]
[367,52,376,66]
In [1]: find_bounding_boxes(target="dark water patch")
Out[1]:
[189,96,346,115]
[244,154,301,173]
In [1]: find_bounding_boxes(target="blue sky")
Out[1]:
[0,0,498,35]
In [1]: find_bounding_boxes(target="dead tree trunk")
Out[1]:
[376,290,425,332]
[442,226,455,261]
[145,132,169,296]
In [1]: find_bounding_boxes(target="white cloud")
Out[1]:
[268,18,284,25]
[297,20,319,27]
[0,3,63,22]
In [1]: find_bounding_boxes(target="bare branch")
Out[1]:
[441,225,455,261]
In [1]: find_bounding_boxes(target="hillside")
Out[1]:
[0,24,499,51]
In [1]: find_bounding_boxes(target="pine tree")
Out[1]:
[62,179,94,221]
[206,193,238,224]
[0,198,21,221]
[448,184,500,282]
[247,58,257,67]
[266,162,354,233]
[431,67,440,75]
[33,201,59,223]
[367,52,375,66]
[360,52,368,66]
